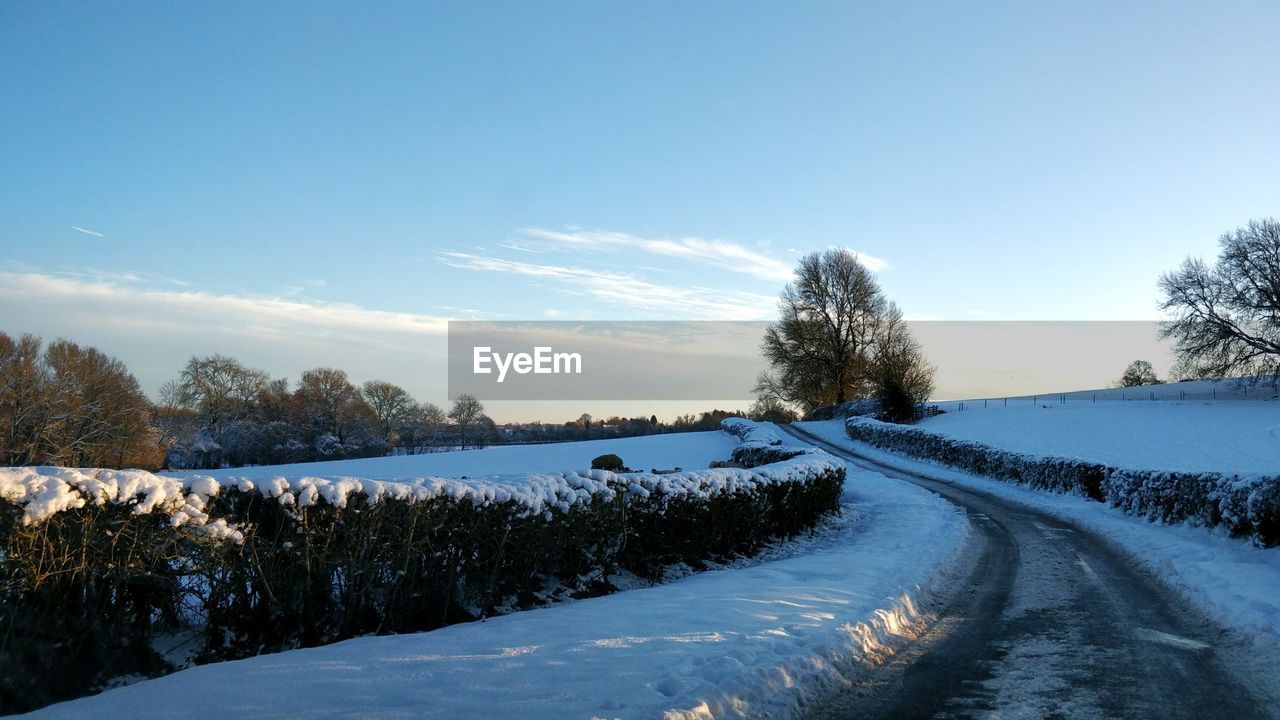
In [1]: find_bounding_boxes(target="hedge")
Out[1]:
[720,417,824,467]
[845,416,1280,547]
[0,448,843,712]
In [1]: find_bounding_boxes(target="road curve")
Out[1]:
[781,424,1270,720]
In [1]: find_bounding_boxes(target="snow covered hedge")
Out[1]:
[0,454,843,711]
[720,417,824,466]
[845,417,1280,547]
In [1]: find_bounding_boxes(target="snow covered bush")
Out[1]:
[590,453,625,471]
[845,416,1280,547]
[720,417,823,466]
[0,453,843,710]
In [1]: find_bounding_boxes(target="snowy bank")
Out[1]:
[918,399,1280,474]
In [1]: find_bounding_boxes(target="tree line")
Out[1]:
[0,336,764,471]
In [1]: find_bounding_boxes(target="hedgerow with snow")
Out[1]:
[720,417,824,466]
[845,416,1280,547]
[0,434,842,712]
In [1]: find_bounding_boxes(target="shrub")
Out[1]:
[590,453,625,471]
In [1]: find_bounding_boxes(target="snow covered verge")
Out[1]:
[798,419,1280,703]
[846,416,1280,547]
[23,439,968,720]
[0,431,844,713]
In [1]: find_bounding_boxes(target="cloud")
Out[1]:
[823,244,889,272]
[0,270,460,401]
[519,228,890,277]
[70,225,105,237]
[438,252,776,320]
[519,228,799,282]
[0,271,450,338]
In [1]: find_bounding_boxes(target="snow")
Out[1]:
[797,418,1280,700]
[168,430,738,482]
[720,417,786,447]
[24,431,968,720]
[918,399,1280,473]
[0,466,245,541]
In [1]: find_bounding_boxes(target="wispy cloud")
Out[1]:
[70,225,105,237]
[823,244,889,272]
[0,271,451,338]
[0,270,456,400]
[521,227,890,277]
[519,228,799,281]
[438,252,775,320]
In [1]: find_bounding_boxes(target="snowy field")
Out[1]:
[798,419,1280,704]
[25,431,968,720]
[918,397,1280,473]
[167,430,738,482]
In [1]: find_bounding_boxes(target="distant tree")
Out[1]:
[474,414,501,447]
[361,380,415,449]
[748,396,799,424]
[175,354,269,439]
[1117,360,1159,388]
[0,333,46,465]
[40,339,161,468]
[295,368,379,455]
[448,394,485,449]
[1159,218,1280,385]
[405,401,446,452]
[870,305,937,422]
[0,333,161,468]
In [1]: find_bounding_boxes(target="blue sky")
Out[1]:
[1,1,1277,416]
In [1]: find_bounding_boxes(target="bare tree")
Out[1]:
[870,304,936,422]
[41,340,160,467]
[1117,360,1159,387]
[0,334,161,468]
[295,368,379,455]
[1160,218,1280,385]
[761,248,937,418]
[407,401,446,453]
[0,333,47,465]
[448,394,485,450]
[176,354,269,437]
[361,380,414,447]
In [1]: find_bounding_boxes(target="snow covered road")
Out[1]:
[785,424,1275,720]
